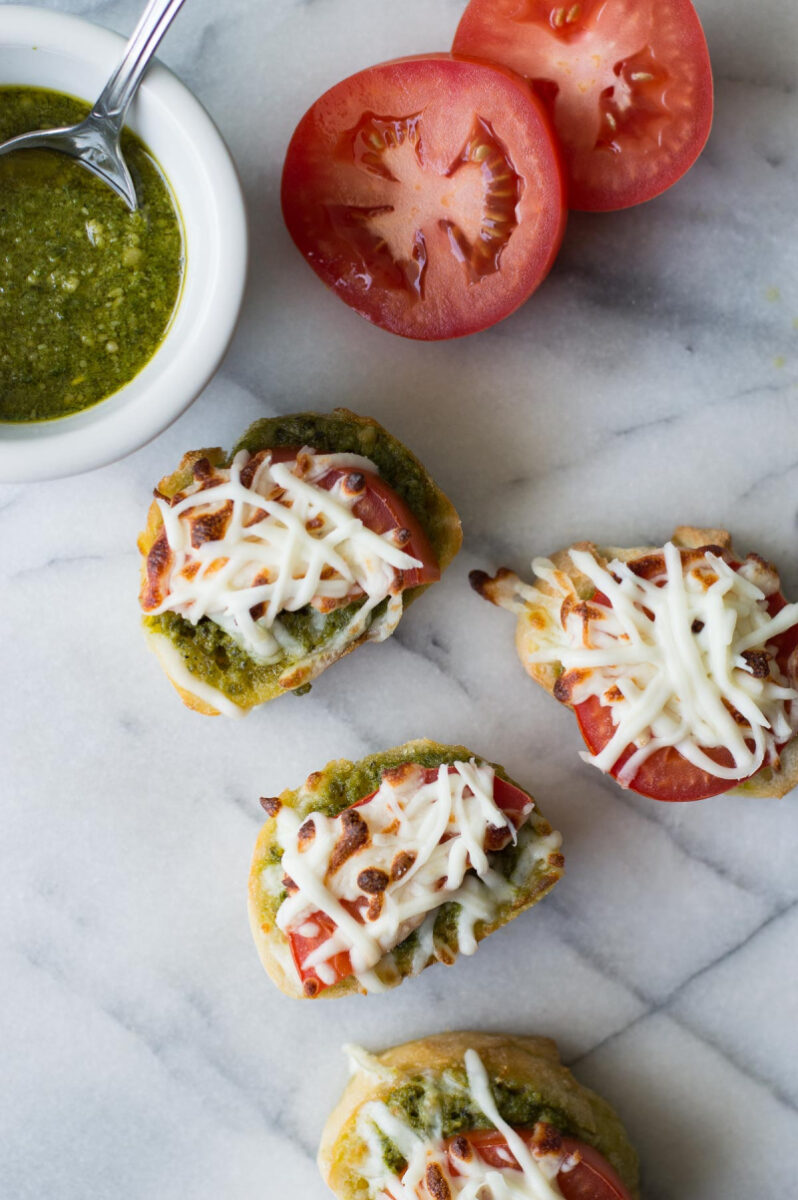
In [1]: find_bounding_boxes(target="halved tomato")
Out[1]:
[445,1128,634,1200]
[453,0,713,211]
[281,54,566,339]
[287,767,533,995]
[572,560,798,802]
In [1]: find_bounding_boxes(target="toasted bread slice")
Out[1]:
[248,739,563,999]
[471,527,798,799]
[318,1031,639,1199]
[138,410,462,715]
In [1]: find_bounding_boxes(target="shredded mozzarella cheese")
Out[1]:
[274,761,532,991]
[145,448,422,661]
[528,543,798,783]
[353,1048,565,1199]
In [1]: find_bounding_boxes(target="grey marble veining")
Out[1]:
[2,1,798,1197]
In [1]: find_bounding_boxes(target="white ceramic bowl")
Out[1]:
[0,5,248,483]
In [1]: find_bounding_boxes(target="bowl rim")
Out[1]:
[0,4,249,484]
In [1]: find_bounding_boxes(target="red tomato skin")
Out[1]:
[286,766,534,994]
[445,1128,634,1200]
[572,561,798,802]
[281,54,566,340]
[453,0,713,212]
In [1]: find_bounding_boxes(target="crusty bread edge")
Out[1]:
[247,740,564,1001]
[318,1031,639,1200]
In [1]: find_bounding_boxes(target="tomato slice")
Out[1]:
[269,447,439,589]
[571,562,798,802]
[444,1128,633,1200]
[281,54,566,340]
[453,0,713,211]
[286,767,533,995]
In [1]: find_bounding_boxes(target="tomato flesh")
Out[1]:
[281,54,566,339]
[286,768,533,995]
[444,1128,633,1200]
[571,560,798,802]
[453,0,713,211]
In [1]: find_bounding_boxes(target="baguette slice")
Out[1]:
[471,526,798,799]
[248,739,563,999]
[138,409,462,715]
[318,1031,639,1199]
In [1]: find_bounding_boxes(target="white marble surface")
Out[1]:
[2,1,798,1197]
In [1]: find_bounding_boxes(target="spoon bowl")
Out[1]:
[0,0,185,210]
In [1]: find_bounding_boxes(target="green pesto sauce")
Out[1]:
[147,597,388,703]
[0,87,183,422]
[380,1070,580,1174]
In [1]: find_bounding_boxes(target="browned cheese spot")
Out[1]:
[297,819,316,848]
[553,667,592,705]
[531,1121,563,1157]
[390,850,417,881]
[693,567,720,590]
[366,894,384,922]
[560,594,607,638]
[468,567,515,604]
[424,1162,452,1200]
[449,1136,472,1163]
[259,796,282,817]
[188,502,234,549]
[328,808,370,874]
[603,685,624,703]
[343,472,366,496]
[141,529,174,610]
[691,619,705,634]
[238,449,270,490]
[303,977,321,998]
[484,823,512,852]
[722,698,750,727]
[191,456,215,482]
[381,763,419,788]
[282,874,298,895]
[357,867,390,894]
[549,851,566,869]
[742,649,772,679]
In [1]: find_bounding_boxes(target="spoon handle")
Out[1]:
[92,0,187,131]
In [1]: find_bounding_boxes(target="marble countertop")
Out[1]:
[2,1,798,1196]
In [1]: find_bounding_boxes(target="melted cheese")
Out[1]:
[146,449,422,661]
[273,762,532,992]
[353,1048,565,1199]
[529,543,798,783]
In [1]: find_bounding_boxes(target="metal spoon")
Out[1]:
[0,0,187,211]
